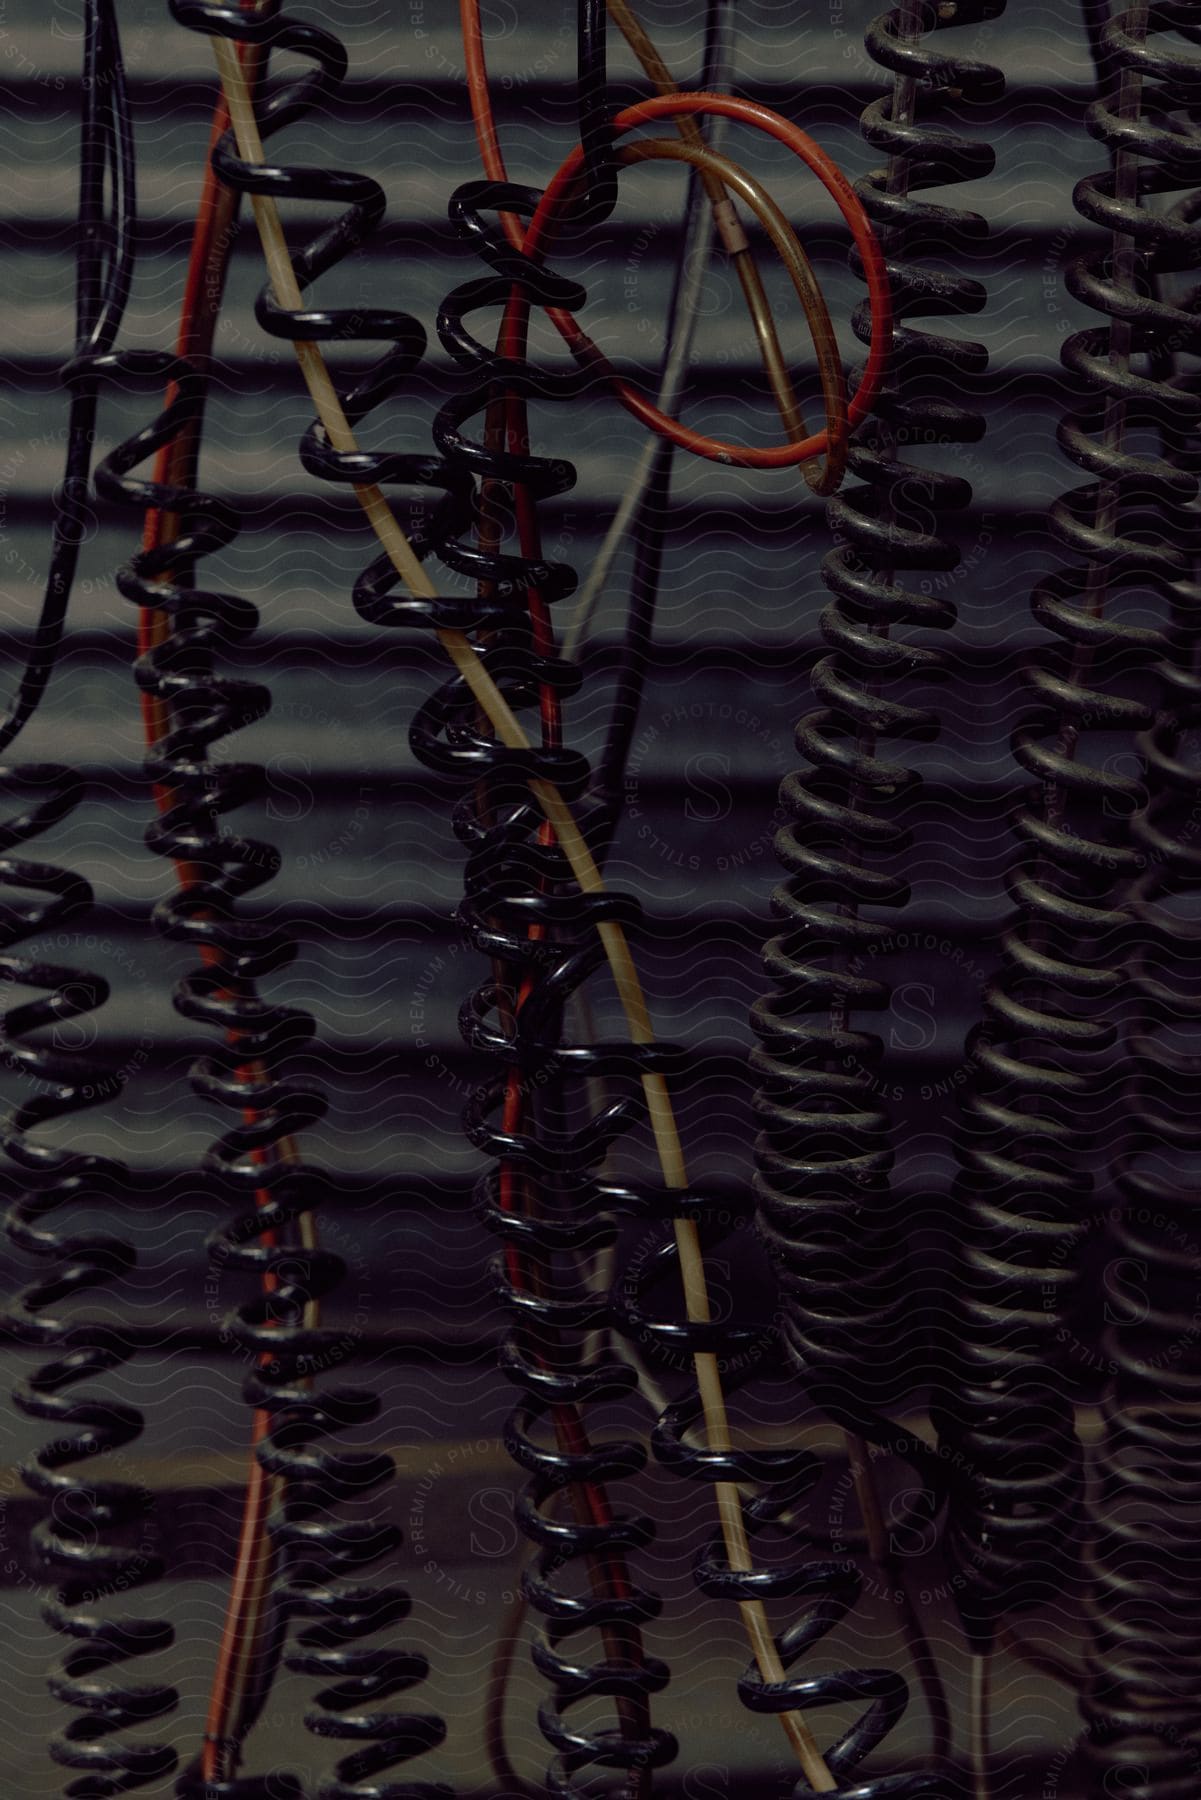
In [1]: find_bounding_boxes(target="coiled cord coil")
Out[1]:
[613,1224,956,1800]
[427,170,679,1800]
[152,3,487,1793]
[1076,17,1201,1784]
[93,36,446,1773]
[2,765,177,1798]
[753,0,1005,1444]
[2,0,179,1782]
[932,0,1201,1645]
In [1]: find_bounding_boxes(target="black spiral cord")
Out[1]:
[86,7,453,1795]
[2,773,178,1800]
[1085,725,1201,1790]
[418,18,685,1795]
[338,3,951,1795]
[92,345,333,1799]
[724,1,1007,1785]
[751,0,1002,1457]
[746,4,1006,1701]
[609,1266,956,1800]
[1065,9,1201,1795]
[2,2,180,1793]
[929,0,1201,1654]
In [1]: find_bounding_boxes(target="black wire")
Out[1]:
[590,0,735,862]
[0,0,136,759]
[576,0,619,226]
[1079,0,1116,93]
[594,440,673,852]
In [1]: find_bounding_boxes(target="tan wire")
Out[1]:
[970,1652,992,1800]
[615,136,847,479]
[605,0,846,496]
[211,31,838,1792]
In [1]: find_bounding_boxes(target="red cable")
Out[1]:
[460,0,891,468]
[520,93,891,467]
[136,24,288,1781]
[461,0,639,1592]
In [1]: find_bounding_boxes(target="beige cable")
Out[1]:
[617,135,846,464]
[606,0,845,496]
[211,31,838,1790]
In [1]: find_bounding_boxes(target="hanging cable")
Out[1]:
[0,0,134,757]
[2,1,179,1792]
[745,4,1019,1789]
[550,0,734,1466]
[582,131,847,856]
[564,0,849,666]
[464,10,738,1785]
[552,37,947,1771]
[931,0,1201,1674]
[121,9,467,1797]
[94,340,335,1799]
[604,0,846,493]
[571,0,850,851]
[564,0,730,812]
[432,10,950,1785]
[434,7,895,1788]
[576,0,620,227]
[752,0,1006,1520]
[2,771,178,1800]
[1068,11,1201,1797]
[129,1,312,1771]
[425,47,737,1796]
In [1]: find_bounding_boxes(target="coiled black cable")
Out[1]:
[1082,701,1201,1797]
[2,769,177,1800]
[1082,806,1201,1795]
[426,187,682,1800]
[92,344,356,1800]
[421,15,957,1793]
[1082,1066,1201,1797]
[932,0,1201,1646]
[2,2,179,1790]
[134,4,465,1794]
[1075,16,1201,1785]
[611,1225,956,1800]
[752,0,1003,1458]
